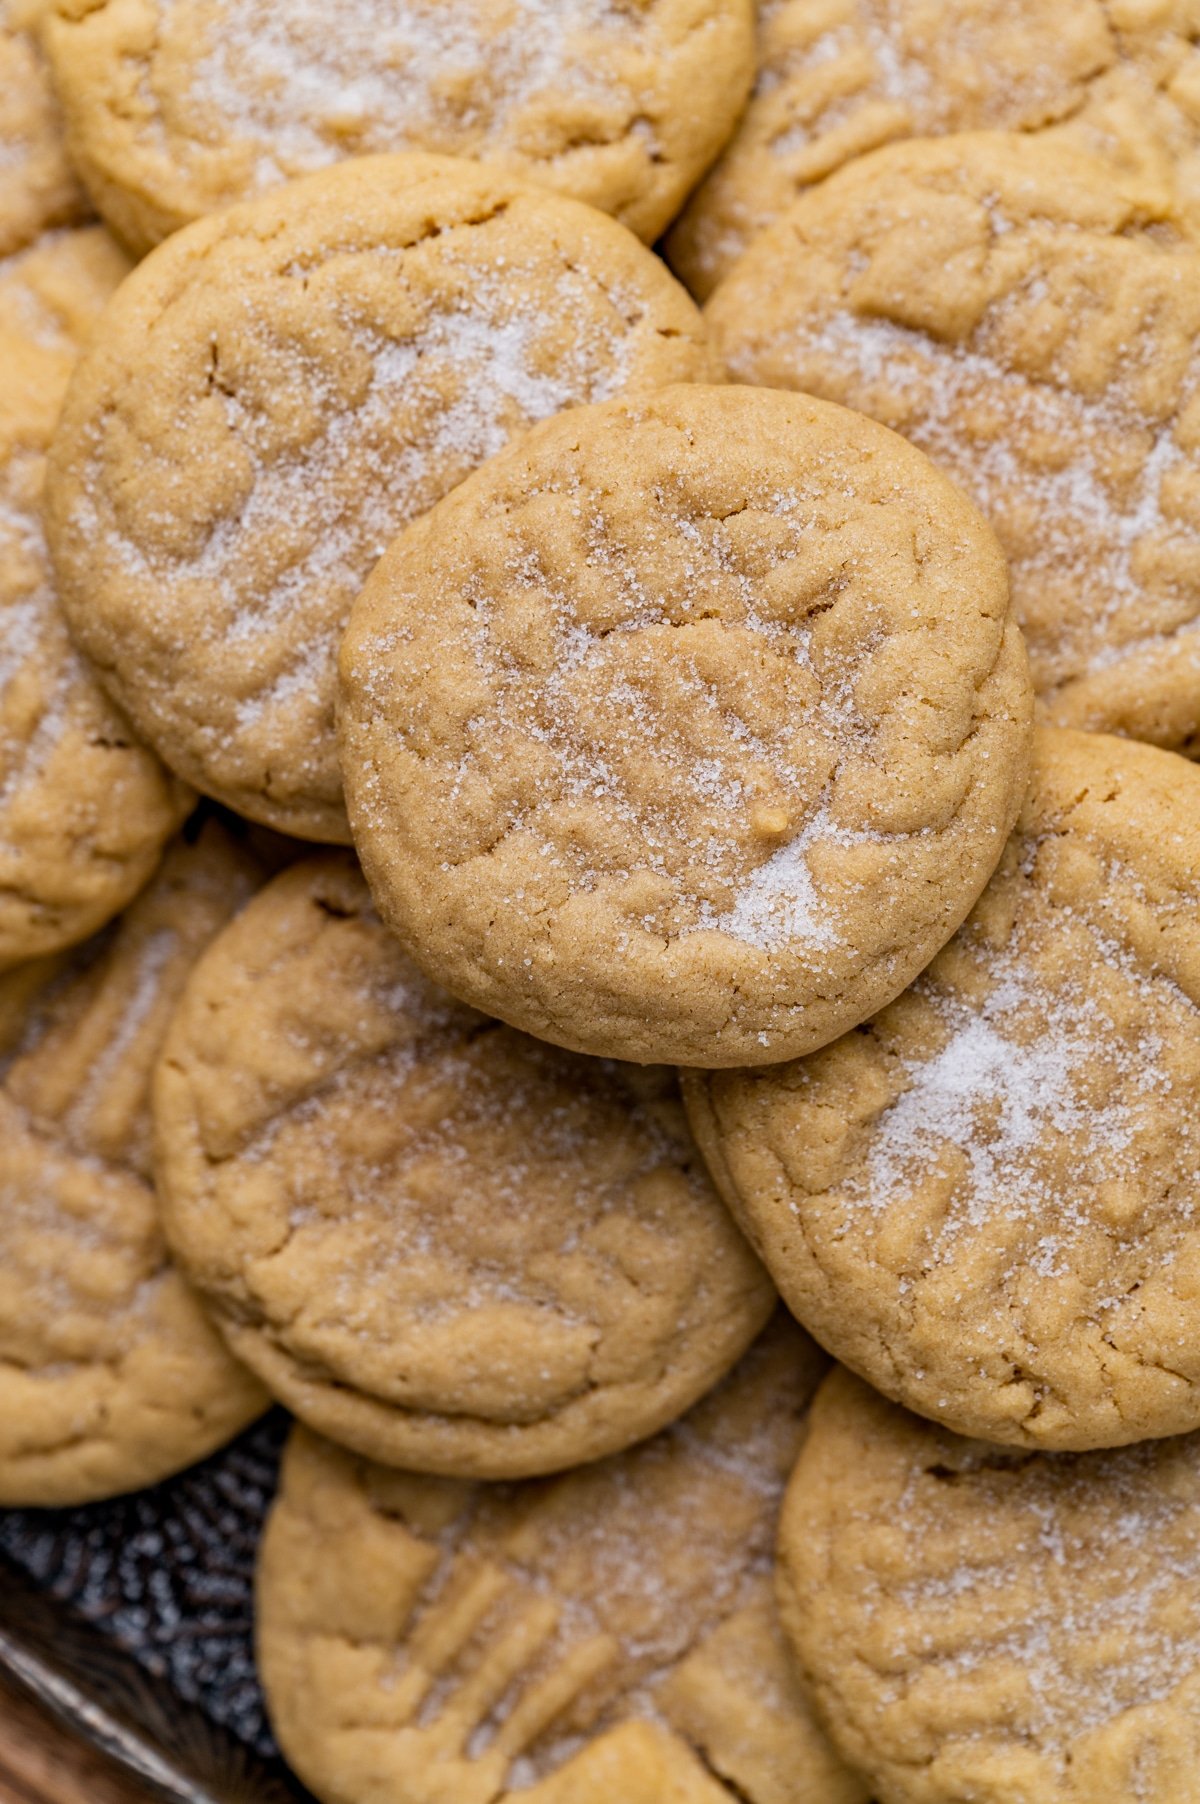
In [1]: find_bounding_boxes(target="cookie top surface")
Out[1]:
[685,727,1200,1450]
[780,1366,1200,1804]
[667,0,1200,298]
[708,131,1200,755]
[0,0,88,257]
[154,852,774,1478]
[339,381,1032,1067]
[257,1314,868,1804]
[0,227,193,972]
[42,0,754,256]
[45,153,713,844]
[0,820,267,1507]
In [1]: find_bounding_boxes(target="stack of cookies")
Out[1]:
[5,2,1200,1799]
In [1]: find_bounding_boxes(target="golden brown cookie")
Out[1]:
[257,1315,868,1804]
[339,381,1032,1068]
[0,227,192,972]
[154,853,774,1479]
[685,728,1200,1450]
[0,819,268,1506]
[708,131,1200,754]
[667,0,1200,299]
[0,0,88,257]
[41,0,754,257]
[780,1366,1200,1804]
[45,153,713,843]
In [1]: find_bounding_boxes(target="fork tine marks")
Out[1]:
[490,1631,619,1763]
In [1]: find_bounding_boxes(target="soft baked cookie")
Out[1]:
[667,0,1200,299]
[46,153,713,843]
[0,819,267,1506]
[41,0,754,257]
[0,0,87,257]
[685,728,1200,1450]
[257,1314,868,1804]
[339,382,1032,1068]
[0,227,192,972]
[154,853,774,1478]
[708,132,1200,753]
[780,1366,1200,1804]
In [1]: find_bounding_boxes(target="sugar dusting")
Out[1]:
[169,0,654,180]
[852,909,1185,1279]
[886,1430,1200,1769]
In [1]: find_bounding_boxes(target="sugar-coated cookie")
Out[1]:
[668,0,1200,298]
[709,132,1200,754]
[154,853,774,1478]
[0,820,267,1506]
[42,0,754,256]
[339,382,1032,1068]
[46,154,713,843]
[0,227,192,972]
[780,1366,1200,1804]
[0,0,88,257]
[685,729,1200,1449]
[257,1315,868,1804]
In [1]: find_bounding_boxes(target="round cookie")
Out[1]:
[0,0,88,257]
[667,0,1200,300]
[41,0,754,257]
[339,381,1032,1068]
[780,1366,1200,1804]
[0,227,193,972]
[154,853,775,1479]
[0,820,268,1507]
[685,728,1200,1450]
[45,153,714,843]
[257,1314,869,1804]
[708,131,1200,754]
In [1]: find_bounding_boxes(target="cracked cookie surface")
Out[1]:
[779,1366,1200,1804]
[0,0,88,256]
[709,131,1200,754]
[41,0,754,256]
[154,853,774,1479]
[668,0,1200,299]
[0,226,193,972]
[45,153,713,843]
[257,1314,869,1804]
[0,819,267,1507]
[684,728,1200,1450]
[339,382,1032,1068]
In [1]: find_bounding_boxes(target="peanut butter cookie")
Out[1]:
[668,0,1200,299]
[46,153,713,843]
[0,819,267,1506]
[708,131,1200,753]
[154,853,774,1479]
[42,0,754,256]
[685,729,1200,1450]
[257,1315,868,1804]
[0,0,87,257]
[0,226,192,972]
[780,1366,1200,1804]
[339,382,1032,1068]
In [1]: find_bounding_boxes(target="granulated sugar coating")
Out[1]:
[708,132,1200,755]
[0,227,191,971]
[0,0,88,257]
[781,1367,1200,1804]
[257,1314,869,1804]
[153,854,774,1480]
[338,383,1032,1068]
[45,154,712,844]
[0,822,266,1508]
[684,729,1200,1450]
[41,0,754,256]
[667,0,1200,299]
